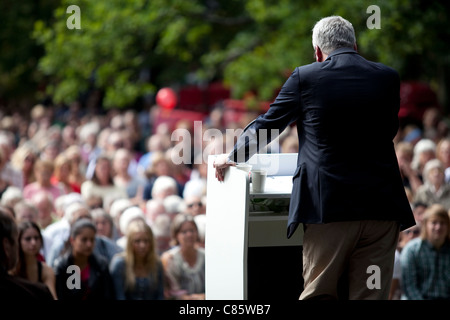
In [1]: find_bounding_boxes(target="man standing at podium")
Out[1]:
[213,15,415,300]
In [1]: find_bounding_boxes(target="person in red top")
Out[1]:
[23,159,65,202]
[51,153,81,194]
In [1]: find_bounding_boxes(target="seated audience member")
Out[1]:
[80,154,127,204]
[112,148,147,200]
[150,176,179,202]
[411,201,428,227]
[30,191,58,230]
[64,145,85,192]
[47,202,123,268]
[400,204,450,300]
[0,207,54,300]
[42,193,85,261]
[91,207,118,240]
[161,213,205,300]
[145,199,172,255]
[414,159,450,210]
[10,142,38,187]
[10,221,58,299]
[0,186,23,210]
[109,198,133,239]
[163,195,184,220]
[411,138,436,182]
[0,135,24,190]
[183,195,206,217]
[23,159,65,202]
[51,153,78,194]
[109,219,165,300]
[54,218,115,300]
[389,224,421,300]
[85,194,103,211]
[396,141,423,194]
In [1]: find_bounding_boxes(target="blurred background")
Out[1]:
[1,1,449,302]
[0,0,449,144]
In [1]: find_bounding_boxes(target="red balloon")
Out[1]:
[156,87,177,110]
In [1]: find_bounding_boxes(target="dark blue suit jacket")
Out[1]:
[228,48,416,238]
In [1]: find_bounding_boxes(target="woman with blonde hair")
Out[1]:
[64,145,86,192]
[10,142,38,187]
[51,153,78,194]
[109,218,164,300]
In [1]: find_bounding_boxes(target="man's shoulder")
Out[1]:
[297,61,321,74]
[366,58,399,77]
[296,54,399,78]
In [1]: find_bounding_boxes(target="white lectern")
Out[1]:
[205,153,304,300]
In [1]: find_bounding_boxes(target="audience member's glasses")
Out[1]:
[187,202,203,208]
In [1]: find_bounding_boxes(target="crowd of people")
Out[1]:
[0,101,220,300]
[0,98,449,300]
[390,107,450,300]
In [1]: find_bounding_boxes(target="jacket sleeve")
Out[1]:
[228,68,302,163]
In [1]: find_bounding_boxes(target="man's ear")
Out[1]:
[353,43,358,52]
[315,46,323,62]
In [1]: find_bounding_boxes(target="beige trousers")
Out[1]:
[300,220,399,300]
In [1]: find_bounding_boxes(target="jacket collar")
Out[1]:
[325,47,358,60]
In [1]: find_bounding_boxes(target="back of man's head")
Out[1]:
[312,16,356,55]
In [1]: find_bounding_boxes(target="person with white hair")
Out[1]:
[411,138,437,181]
[0,186,23,209]
[116,206,146,249]
[151,175,178,201]
[46,201,123,268]
[213,15,415,300]
[45,201,92,266]
[108,198,133,238]
[414,158,450,210]
[29,191,58,230]
[163,194,184,219]
[42,193,84,248]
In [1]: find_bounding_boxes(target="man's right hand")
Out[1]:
[213,154,236,182]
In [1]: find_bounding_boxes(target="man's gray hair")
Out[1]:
[312,16,356,55]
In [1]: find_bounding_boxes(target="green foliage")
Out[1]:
[3,0,450,109]
[0,0,60,105]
